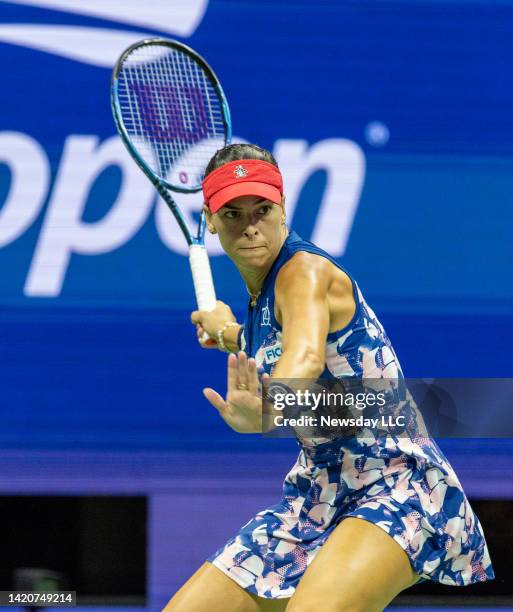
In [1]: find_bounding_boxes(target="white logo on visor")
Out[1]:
[234,165,248,178]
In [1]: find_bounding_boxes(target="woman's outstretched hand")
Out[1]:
[203,351,269,433]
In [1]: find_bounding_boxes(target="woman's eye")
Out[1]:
[225,211,239,219]
[258,206,271,215]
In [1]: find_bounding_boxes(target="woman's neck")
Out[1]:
[237,265,272,298]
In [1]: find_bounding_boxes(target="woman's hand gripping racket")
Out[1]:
[111,38,232,344]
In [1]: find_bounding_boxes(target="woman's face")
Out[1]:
[206,195,286,270]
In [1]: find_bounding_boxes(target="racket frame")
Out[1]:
[111,37,232,246]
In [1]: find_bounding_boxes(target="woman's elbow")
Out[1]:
[295,347,325,378]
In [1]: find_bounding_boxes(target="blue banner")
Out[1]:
[0,0,511,313]
[0,0,511,450]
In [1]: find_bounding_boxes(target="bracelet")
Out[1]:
[237,325,244,350]
[217,322,240,353]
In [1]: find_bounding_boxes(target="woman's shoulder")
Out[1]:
[276,250,353,297]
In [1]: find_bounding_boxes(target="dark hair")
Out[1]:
[204,143,278,177]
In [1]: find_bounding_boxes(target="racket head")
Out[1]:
[111,38,232,194]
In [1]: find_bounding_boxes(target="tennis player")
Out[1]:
[164,144,494,611]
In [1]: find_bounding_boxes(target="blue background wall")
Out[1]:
[0,0,511,449]
[0,2,512,608]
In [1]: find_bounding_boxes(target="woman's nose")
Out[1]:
[243,224,259,238]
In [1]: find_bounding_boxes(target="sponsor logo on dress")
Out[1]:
[264,342,282,364]
[261,298,271,326]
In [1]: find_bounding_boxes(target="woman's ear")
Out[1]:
[204,204,217,234]
[280,196,287,225]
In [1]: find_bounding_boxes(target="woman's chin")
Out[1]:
[235,248,269,265]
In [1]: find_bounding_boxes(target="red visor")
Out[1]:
[202,159,283,213]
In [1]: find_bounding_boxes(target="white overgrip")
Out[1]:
[189,244,217,343]
[189,244,217,310]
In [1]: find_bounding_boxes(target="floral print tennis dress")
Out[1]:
[208,230,494,599]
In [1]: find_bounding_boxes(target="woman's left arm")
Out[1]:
[272,252,333,380]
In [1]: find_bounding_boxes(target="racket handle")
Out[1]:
[189,244,217,345]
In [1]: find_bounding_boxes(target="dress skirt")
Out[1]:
[208,434,494,599]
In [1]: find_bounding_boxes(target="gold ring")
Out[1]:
[237,383,248,391]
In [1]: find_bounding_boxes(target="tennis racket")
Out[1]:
[111,38,232,342]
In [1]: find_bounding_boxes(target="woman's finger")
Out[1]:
[191,310,202,324]
[259,372,270,397]
[203,388,229,418]
[227,352,238,392]
[237,350,249,390]
[195,324,217,349]
[248,358,258,395]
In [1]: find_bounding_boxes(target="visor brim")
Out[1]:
[209,182,282,213]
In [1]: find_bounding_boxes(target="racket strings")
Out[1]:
[117,43,227,188]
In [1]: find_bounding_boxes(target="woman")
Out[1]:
[164,144,494,611]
